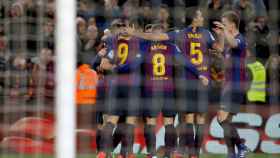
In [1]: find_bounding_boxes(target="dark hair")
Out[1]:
[222,11,240,28]
[185,7,203,26]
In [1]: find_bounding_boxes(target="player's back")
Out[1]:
[178,26,215,80]
[106,34,142,86]
[142,41,176,93]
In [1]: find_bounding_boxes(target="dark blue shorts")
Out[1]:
[177,79,209,113]
[142,90,176,118]
[107,84,141,117]
[220,88,244,114]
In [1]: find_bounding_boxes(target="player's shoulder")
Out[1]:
[236,33,246,42]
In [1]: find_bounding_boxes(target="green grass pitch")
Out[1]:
[0,153,280,158]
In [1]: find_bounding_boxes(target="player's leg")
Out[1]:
[119,85,141,157]
[193,83,208,158]
[98,115,120,154]
[217,110,236,157]
[162,92,177,157]
[181,113,195,157]
[163,117,176,157]
[219,90,249,158]
[119,116,138,157]
[194,113,206,158]
[178,79,198,157]
[143,92,161,157]
[144,117,157,156]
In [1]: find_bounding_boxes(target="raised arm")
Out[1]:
[126,25,169,41]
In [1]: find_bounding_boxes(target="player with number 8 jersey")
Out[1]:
[124,7,223,158]
[113,24,206,157]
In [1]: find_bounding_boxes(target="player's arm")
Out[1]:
[112,53,143,73]
[173,46,209,86]
[126,25,169,41]
[91,48,107,70]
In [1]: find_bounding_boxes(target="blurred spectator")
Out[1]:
[234,0,267,16]
[233,0,256,34]
[122,0,140,23]
[265,55,280,105]
[138,1,153,28]
[246,49,267,104]
[104,0,121,20]
[156,4,173,31]
[247,16,271,63]
[43,18,55,49]
[29,47,55,106]
[84,25,99,52]
[8,53,32,101]
[88,17,97,27]
[207,0,229,28]
[45,0,55,18]
[77,17,88,51]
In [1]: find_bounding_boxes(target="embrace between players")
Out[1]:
[94,7,249,158]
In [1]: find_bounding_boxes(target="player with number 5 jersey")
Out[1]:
[113,24,208,157]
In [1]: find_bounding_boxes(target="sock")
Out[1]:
[164,124,177,156]
[220,121,235,154]
[195,124,205,156]
[113,123,123,149]
[120,123,135,156]
[178,123,195,155]
[99,122,115,152]
[144,124,156,155]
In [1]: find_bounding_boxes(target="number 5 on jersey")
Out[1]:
[190,42,203,65]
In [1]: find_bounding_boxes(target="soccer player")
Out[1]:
[97,19,145,158]
[213,11,250,158]
[125,7,223,158]
[103,23,208,158]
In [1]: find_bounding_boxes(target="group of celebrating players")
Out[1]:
[91,7,250,158]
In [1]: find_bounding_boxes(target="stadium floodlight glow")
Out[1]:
[55,0,76,158]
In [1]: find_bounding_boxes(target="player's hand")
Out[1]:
[125,24,135,36]
[212,21,225,36]
[199,75,209,86]
[100,59,114,70]
[98,48,107,57]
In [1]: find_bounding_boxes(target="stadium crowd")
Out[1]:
[0,0,279,158]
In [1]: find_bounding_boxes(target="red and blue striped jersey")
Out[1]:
[114,41,200,93]
[167,26,215,80]
[105,35,147,86]
[223,34,247,88]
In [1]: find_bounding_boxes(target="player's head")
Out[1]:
[221,11,240,31]
[151,24,165,33]
[186,7,204,27]
[110,18,128,35]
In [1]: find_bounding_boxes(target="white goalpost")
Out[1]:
[55,0,77,158]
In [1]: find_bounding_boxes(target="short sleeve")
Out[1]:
[167,30,181,42]
[205,30,216,48]
[235,35,246,50]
